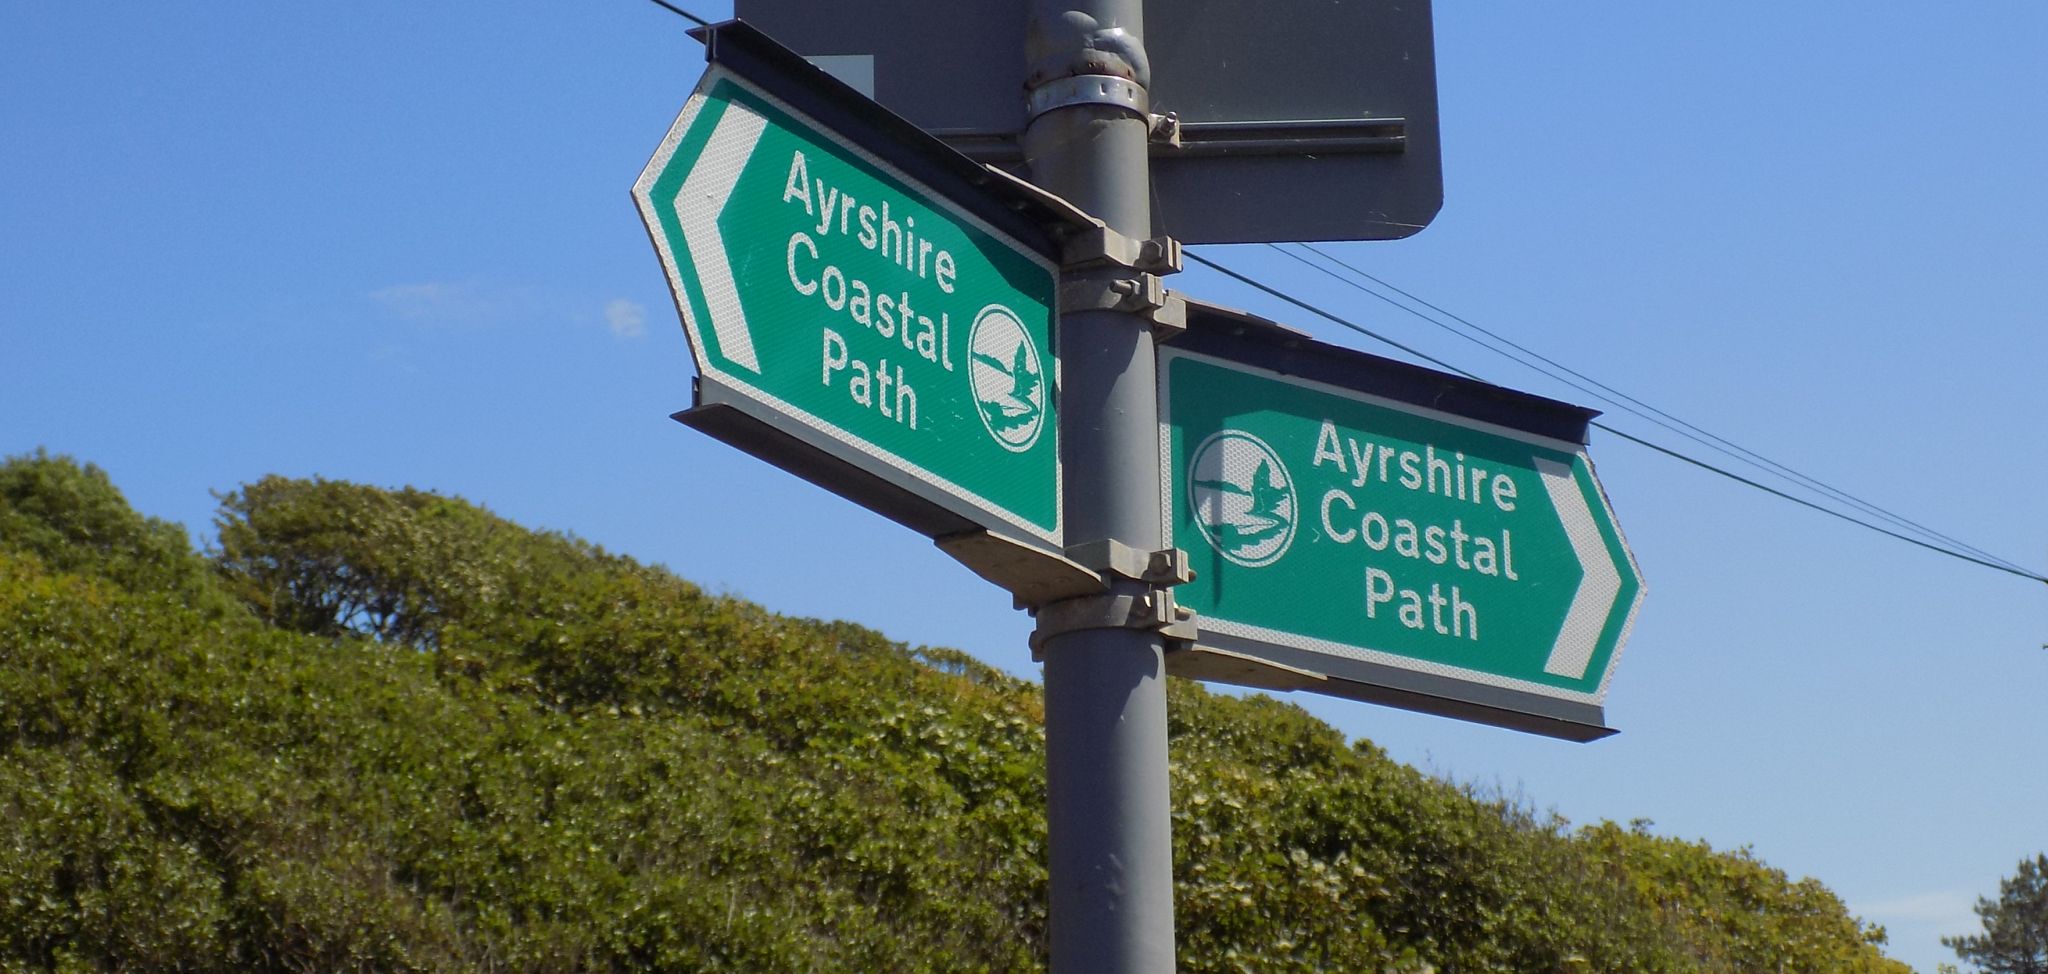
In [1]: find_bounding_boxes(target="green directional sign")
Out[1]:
[633,62,1062,550]
[1161,344,1644,738]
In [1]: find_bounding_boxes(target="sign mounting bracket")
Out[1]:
[1029,590,1199,659]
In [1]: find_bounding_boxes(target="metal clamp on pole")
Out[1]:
[1059,268,1188,335]
[1061,225,1181,275]
[1029,540,1198,658]
[971,162,1182,279]
[1058,269,1164,315]
[1029,588,1198,658]
[1029,73,1150,120]
[1065,538,1195,588]
[1058,225,1183,335]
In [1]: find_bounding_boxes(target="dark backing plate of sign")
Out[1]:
[732,0,1442,244]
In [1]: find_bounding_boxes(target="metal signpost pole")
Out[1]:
[1023,2,1177,972]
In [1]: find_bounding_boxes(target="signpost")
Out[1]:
[1158,304,1644,740]
[635,14,1645,974]
[633,26,1068,561]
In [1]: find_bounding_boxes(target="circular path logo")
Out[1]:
[967,304,1046,453]
[1187,430,1297,568]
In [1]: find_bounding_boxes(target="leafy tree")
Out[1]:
[0,448,226,612]
[211,475,522,650]
[1946,854,2048,973]
[0,452,1918,973]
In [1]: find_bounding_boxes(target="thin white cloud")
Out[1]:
[1856,888,1980,929]
[605,298,647,340]
[370,280,540,328]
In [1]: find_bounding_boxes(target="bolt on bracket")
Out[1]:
[1058,269,1162,313]
[1148,111,1182,148]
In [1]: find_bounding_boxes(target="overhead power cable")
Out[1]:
[1187,252,1471,376]
[643,0,712,27]
[1183,250,2048,586]
[1593,425,2045,583]
[1276,242,2034,578]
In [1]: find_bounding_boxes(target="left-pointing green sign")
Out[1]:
[633,62,1062,548]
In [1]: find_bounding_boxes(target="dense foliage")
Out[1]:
[1945,853,2048,973]
[0,451,1910,972]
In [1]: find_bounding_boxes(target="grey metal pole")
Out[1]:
[1023,3,1176,973]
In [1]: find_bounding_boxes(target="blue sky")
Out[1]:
[6,3,2046,970]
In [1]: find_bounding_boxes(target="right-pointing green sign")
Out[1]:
[1161,344,1644,739]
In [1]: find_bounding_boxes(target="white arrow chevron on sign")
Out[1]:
[672,102,767,374]
[1536,457,1622,679]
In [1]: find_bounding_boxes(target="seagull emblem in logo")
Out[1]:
[972,342,1043,435]
[1193,456,1293,552]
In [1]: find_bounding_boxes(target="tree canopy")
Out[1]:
[1946,853,2048,974]
[0,450,1912,972]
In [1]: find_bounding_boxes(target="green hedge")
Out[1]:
[0,452,1907,973]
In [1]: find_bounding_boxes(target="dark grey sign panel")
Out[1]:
[733,0,1441,244]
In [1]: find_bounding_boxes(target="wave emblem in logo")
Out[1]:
[967,304,1046,452]
[1187,430,1297,568]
